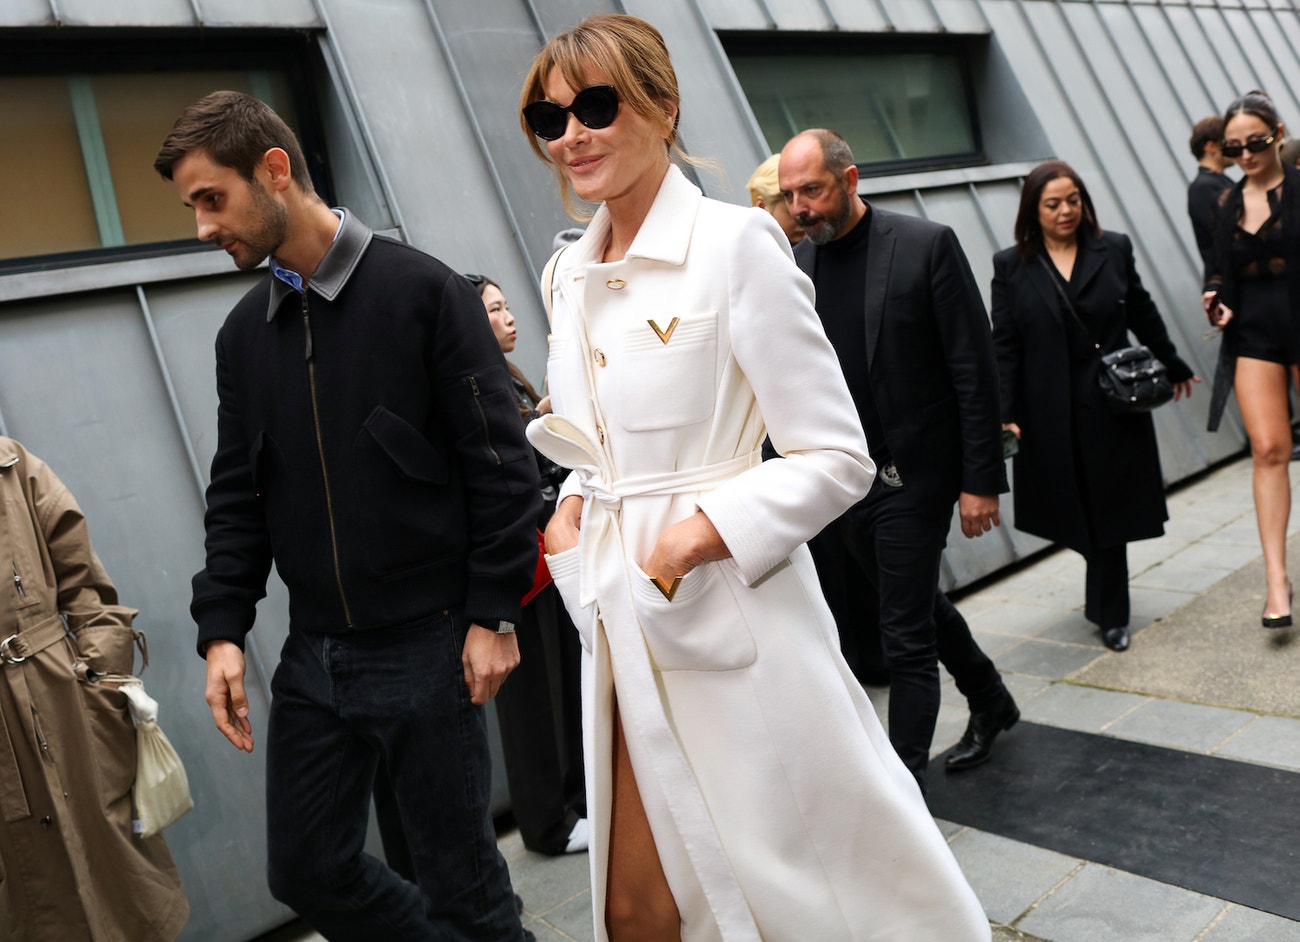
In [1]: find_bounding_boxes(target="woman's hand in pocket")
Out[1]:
[544,495,584,556]
[642,510,730,589]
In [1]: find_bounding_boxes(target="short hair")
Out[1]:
[1189,115,1225,159]
[746,154,781,205]
[1281,138,1300,167]
[1224,90,1282,134]
[803,128,855,178]
[1013,160,1102,262]
[519,14,682,217]
[154,90,313,192]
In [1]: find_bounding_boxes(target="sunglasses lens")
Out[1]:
[524,101,568,141]
[1246,137,1273,154]
[572,86,619,130]
[1222,143,1243,157]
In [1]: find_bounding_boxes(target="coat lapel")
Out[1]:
[1069,233,1108,295]
[862,210,894,369]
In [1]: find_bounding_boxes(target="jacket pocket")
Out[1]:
[545,545,593,654]
[616,310,718,431]
[356,406,462,575]
[628,559,757,672]
[79,681,137,820]
[73,616,141,676]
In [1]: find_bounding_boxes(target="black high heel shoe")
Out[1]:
[1262,580,1293,629]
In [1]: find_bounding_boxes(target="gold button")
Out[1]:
[597,425,605,444]
[594,348,607,366]
[605,278,626,290]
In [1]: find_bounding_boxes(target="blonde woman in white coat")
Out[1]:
[519,14,991,942]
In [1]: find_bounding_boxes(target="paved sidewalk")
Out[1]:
[281,454,1300,942]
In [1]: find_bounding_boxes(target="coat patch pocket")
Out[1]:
[629,559,757,672]
[616,311,718,431]
[545,546,593,653]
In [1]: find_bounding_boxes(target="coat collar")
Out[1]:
[0,437,17,471]
[555,165,702,278]
[1024,229,1106,328]
[267,208,374,321]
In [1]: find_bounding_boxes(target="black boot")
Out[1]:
[944,689,1019,773]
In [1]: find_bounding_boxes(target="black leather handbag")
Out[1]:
[1096,345,1175,413]
[1038,256,1175,414]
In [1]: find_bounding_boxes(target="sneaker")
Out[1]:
[564,817,590,854]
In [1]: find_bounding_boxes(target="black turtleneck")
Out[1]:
[810,206,892,468]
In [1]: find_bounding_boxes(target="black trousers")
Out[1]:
[493,583,585,855]
[1083,542,1129,630]
[838,480,1006,783]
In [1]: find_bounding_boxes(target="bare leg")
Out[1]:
[606,700,681,942]
[1235,357,1293,616]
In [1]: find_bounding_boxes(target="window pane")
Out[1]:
[0,69,305,265]
[730,51,977,167]
[0,77,100,259]
[95,72,264,246]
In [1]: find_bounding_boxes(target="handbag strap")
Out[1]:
[1036,254,1100,350]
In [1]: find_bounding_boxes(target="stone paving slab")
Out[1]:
[1216,714,1300,770]
[1017,682,1148,733]
[1201,904,1300,941]
[947,828,1080,926]
[1015,864,1225,942]
[1104,698,1257,753]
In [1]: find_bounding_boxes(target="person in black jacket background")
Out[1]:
[469,274,588,857]
[154,91,539,940]
[993,160,1197,653]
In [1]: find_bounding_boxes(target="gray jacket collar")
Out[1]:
[267,208,373,321]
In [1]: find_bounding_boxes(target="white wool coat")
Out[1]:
[528,165,990,942]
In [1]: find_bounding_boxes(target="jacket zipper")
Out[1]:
[468,376,503,466]
[302,293,353,628]
[12,561,24,600]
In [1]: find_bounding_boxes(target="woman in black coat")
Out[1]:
[992,160,1198,651]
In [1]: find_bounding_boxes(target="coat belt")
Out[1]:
[0,613,71,822]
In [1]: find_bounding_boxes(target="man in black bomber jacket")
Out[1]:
[155,91,539,941]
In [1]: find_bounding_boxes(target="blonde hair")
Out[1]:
[747,154,781,206]
[518,14,683,218]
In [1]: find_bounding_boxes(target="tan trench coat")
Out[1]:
[0,437,187,942]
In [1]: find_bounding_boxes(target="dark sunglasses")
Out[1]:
[1221,131,1277,158]
[523,85,619,141]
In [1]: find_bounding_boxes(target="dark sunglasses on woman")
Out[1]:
[523,85,620,141]
[1221,131,1277,158]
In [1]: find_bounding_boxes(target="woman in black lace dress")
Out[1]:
[1203,91,1300,628]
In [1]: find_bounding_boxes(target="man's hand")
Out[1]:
[204,640,254,752]
[642,510,730,588]
[462,625,521,705]
[544,495,583,556]
[959,492,1001,539]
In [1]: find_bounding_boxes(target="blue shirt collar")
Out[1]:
[270,208,346,292]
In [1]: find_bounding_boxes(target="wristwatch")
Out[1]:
[482,619,516,634]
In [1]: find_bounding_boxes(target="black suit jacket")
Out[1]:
[794,206,1007,511]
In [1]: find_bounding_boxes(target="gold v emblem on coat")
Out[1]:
[650,575,683,601]
[648,317,680,345]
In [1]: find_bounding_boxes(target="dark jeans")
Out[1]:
[840,481,1006,783]
[265,613,526,942]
